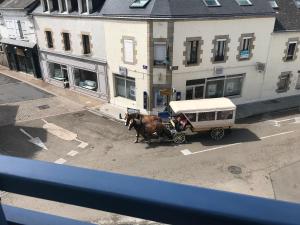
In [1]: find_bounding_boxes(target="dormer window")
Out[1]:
[130,0,151,8]
[269,0,278,8]
[203,0,221,6]
[236,0,252,6]
[294,0,300,8]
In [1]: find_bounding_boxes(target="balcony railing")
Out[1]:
[0,155,299,225]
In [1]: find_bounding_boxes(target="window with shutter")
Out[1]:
[154,42,166,66]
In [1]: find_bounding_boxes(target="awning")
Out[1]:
[170,98,236,114]
[0,38,36,48]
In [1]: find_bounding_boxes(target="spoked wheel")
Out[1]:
[210,128,225,140]
[173,132,186,144]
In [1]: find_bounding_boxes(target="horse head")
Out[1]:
[125,113,140,126]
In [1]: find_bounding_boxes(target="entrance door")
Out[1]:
[17,55,27,73]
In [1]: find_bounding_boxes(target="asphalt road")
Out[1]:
[0,73,300,224]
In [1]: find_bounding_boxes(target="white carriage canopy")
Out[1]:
[169,98,236,114]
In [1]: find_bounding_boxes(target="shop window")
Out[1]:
[62,32,71,51]
[276,72,291,93]
[217,111,233,120]
[82,34,91,54]
[123,39,134,64]
[224,75,243,97]
[205,78,225,98]
[74,68,98,91]
[185,113,196,122]
[115,75,136,100]
[154,42,167,66]
[45,31,53,48]
[198,112,216,121]
[49,63,68,81]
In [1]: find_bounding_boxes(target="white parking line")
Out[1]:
[260,130,295,140]
[181,130,296,156]
[54,158,67,164]
[67,150,79,157]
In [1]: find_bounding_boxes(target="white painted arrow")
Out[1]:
[20,128,48,150]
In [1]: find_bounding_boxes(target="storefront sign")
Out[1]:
[143,91,148,110]
[119,66,127,76]
[160,89,172,96]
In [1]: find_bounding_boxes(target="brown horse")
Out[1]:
[124,113,162,127]
[128,118,172,143]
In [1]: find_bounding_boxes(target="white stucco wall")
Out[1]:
[104,20,149,112]
[171,17,276,105]
[262,32,300,100]
[33,16,106,60]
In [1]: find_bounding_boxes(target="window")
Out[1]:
[43,0,49,11]
[206,78,225,98]
[130,0,151,8]
[154,42,167,66]
[269,0,278,8]
[45,31,53,48]
[61,0,67,12]
[82,34,90,54]
[286,42,297,61]
[52,0,59,11]
[82,0,87,13]
[187,40,199,65]
[277,73,291,93]
[115,75,136,100]
[185,113,196,122]
[48,63,68,81]
[203,0,221,6]
[70,0,78,12]
[62,32,71,51]
[198,112,216,121]
[74,68,98,91]
[215,39,226,62]
[294,0,300,8]
[236,0,252,6]
[239,37,252,59]
[123,39,134,64]
[296,74,300,89]
[217,111,234,120]
[17,20,23,39]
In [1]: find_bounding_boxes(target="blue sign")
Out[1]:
[176,92,181,101]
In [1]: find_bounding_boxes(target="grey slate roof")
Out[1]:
[101,0,275,18]
[0,0,37,9]
[274,0,300,31]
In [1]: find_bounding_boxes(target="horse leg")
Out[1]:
[135,131,139,143]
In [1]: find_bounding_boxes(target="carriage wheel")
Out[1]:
[210,128,225,140]
[173,133,186,144]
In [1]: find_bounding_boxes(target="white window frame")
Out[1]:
[236,0,252,6]
[203,0,221,7]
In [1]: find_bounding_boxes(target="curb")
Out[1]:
[88,108,124,123]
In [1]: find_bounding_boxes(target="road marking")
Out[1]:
[181,130,296,156]
[75,139,88,149]
[67,150,79,157]
[181,149,192,155]
[54,158,66,164]
[260,130,295,140]
[19,128,48,150]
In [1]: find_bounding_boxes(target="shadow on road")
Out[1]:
[0,105,48,159]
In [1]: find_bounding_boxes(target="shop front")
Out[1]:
[2,39,41,78]
[41,51,108,100]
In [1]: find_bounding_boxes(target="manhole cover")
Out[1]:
[228,166,242,175]
[38,105,50,110]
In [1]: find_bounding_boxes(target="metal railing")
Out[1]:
[0,155,299,225]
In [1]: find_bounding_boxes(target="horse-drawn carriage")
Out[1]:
[123,98,236,144]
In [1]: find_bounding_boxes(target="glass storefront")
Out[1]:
[74,68,98,91]
[49,63,68,82]
[115,74,136,100]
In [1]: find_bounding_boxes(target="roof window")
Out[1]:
[130,0,151,8]
[203,0,221,6]
[236,0,252,6]
[269,0,278,9]
[294,0,300,8]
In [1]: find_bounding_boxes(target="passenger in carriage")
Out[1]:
[175,114,188,131]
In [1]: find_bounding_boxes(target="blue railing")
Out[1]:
[0,155,299,225]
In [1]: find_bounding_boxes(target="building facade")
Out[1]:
[33,0,108,100]
[0,0,41,78]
